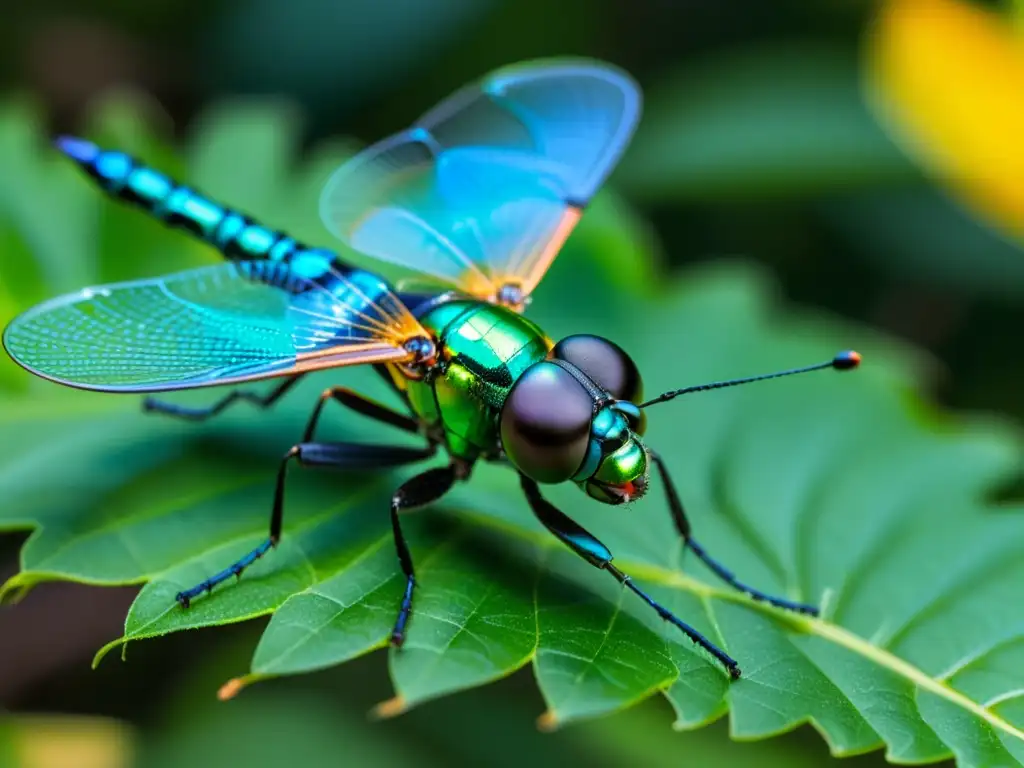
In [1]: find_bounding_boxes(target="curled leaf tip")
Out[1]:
[0,575,30,605]
[536,711,559,732]
[217,677,247,701]
[370,696,407,720]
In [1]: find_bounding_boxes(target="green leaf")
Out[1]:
[617,43,920,201]
[142,626,878,768]
[2,94,1024,766]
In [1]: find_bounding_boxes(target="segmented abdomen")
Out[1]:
[54,136,402,330]
[57,136,320,264]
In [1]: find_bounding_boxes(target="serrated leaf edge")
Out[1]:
[146,498,1024,753]
[469,508,1024,747]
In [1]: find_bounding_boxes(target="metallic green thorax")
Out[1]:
[402,300,551,460]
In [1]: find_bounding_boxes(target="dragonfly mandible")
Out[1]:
[2,59,860,680]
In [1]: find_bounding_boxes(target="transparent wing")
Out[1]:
[320,59,641,303]
[2,260,426,393]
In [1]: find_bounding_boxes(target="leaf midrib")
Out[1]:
[450,505,1024,746]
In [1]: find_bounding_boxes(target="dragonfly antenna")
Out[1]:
[639,350,861,409]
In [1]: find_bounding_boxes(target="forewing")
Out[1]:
[2,261,423,393]
[320,59,640,302]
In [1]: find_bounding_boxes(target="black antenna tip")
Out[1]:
[832,350,862,371]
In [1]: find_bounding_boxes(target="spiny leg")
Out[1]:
[176,441,435,608]
[303,386,419,443]
[649,450,818,616]
[389,464,461,647]
[144,375,304,422]
[519,474,740,680]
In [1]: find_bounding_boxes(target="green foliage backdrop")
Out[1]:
[2,95,1024,767]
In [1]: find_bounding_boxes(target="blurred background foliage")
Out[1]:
[2,0,1024,766]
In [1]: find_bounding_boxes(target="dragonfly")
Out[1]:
[2,59,860,680]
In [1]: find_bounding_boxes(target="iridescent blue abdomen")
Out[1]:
[55,136,397,342]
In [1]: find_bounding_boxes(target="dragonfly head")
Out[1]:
[500,334,649,505]
[576,401,649,505]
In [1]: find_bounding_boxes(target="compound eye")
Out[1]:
[500,362,593,483]
[552,334,643,403]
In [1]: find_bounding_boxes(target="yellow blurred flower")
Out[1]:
[865,0,1024,240]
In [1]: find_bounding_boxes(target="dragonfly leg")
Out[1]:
[176,440,435,608]
[303,387,419,442]
[519,474,741,680]
[144,375,304,422]
[649,450,818,616]
[389,463,461,647]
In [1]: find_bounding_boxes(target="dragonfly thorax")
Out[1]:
[391,299,550,460]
